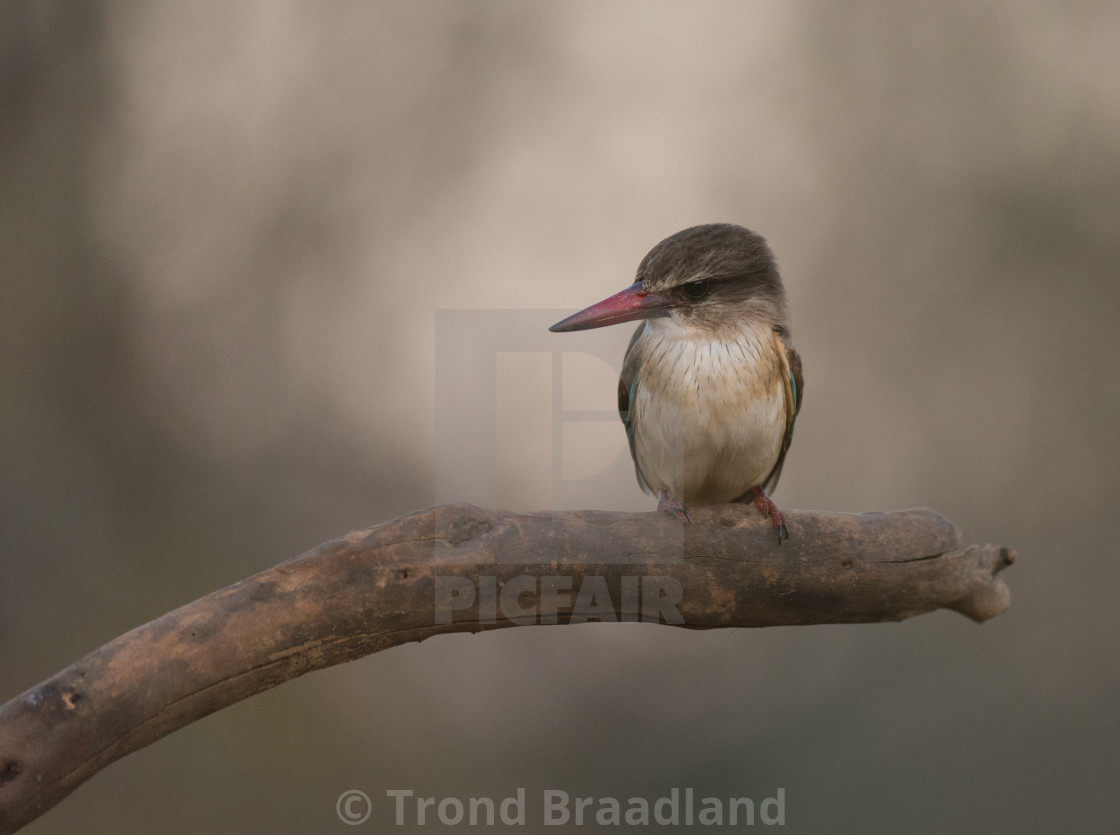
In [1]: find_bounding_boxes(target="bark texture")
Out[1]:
[0,504,1014,833]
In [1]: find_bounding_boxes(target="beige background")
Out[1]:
[3,2,1118,832]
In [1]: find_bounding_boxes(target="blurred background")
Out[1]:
[3,1,1118,832]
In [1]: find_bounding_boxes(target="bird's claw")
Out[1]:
[657,489,691,523]
[751,488,789,544]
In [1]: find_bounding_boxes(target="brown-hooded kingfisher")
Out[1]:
[549,223,803,542]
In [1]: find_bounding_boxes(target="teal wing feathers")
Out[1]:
[618,323,654,495]
[761,329,803,494]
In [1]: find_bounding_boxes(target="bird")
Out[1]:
[549,223,803,541]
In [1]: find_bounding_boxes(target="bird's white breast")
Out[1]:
[630,318,785,504]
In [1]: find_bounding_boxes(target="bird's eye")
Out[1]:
[682,279,711,300]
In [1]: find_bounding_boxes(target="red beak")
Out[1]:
[549,282,674,332]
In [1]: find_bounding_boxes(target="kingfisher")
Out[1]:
[549,223,803,541]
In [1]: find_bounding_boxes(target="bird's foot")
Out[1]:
[657,489,691,523]
[751,487,789,544]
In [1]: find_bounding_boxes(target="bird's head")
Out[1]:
[549,224,788,335]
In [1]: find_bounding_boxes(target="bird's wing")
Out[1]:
[761,329,803,494]
[618,323,654,495]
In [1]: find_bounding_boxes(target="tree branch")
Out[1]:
[0,504,1013,833]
